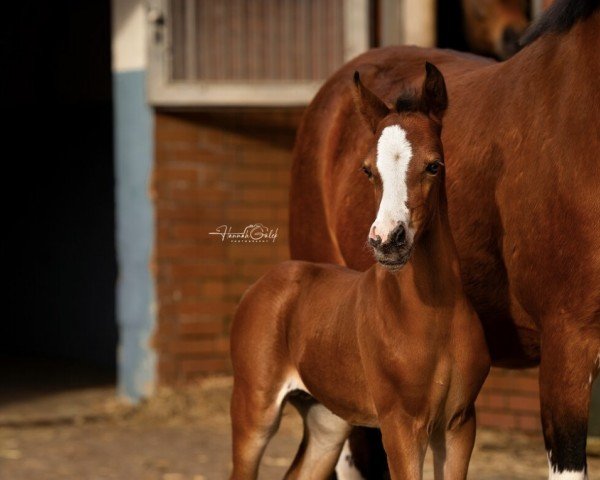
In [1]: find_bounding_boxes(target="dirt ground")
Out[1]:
[1,376,600,480]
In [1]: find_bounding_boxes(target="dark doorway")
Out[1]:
[0,0,116,390]
[437,0,470,52]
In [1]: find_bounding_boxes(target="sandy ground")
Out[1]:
[1,376,600,480]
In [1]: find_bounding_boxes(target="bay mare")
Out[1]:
[289,0,600,477]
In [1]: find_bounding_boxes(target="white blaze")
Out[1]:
[372,125,413,244]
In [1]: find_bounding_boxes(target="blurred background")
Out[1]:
[3,0,599,479]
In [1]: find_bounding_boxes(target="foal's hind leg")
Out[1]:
[285,399,352,480]
[230,381,285,480]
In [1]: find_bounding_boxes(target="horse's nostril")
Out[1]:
[394,225,406,245]
[369,235,382,248]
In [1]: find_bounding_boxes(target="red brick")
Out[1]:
[516,414,542,434]
[239,263,272,280]
[237,188,289,204]
[227,244,282,260]
[483,369,539,394]
[155,244,204,261]
[199,281,227,297]
[508,395,540,413]
[153,109,296,386]
[227,169,267,184]
[478,411,518,429]
[153,167,199,183]
[272,209,290,222]
[157,186,230,203]
[156,204,223,222]
[228,281,254,297]
[168,263,234,280]
[155,122,198,143]
[171,224,228,241]
[153,319,178,339]
[180,357,232,376]
[160,301,234,318]
[169,337,229,355]
[156,147,230,165]
[179,320,224,336]
[228,206,280,221]
[513,375,540,394]
[477,392,507,410]
[157,357,178,380]
[157,282,229,301]
[240,150,289,166]
[483,374,515,392]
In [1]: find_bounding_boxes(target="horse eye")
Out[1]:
[425,161,441,175]
[361,165,373,179]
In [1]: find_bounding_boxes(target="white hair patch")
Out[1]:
[548,451,588,480]
[335,440,366,480]
[372,125,414,243]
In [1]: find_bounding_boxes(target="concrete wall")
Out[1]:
[112,0,156,400]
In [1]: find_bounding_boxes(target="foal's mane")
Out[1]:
[394,89,420,113]
[520,0,600,46]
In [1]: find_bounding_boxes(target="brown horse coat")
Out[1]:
[290,0,600,477]
[230,66,490,479]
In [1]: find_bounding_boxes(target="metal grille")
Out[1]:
[168,0,345,82]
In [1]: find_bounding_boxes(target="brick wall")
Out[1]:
[152,107,541,434]
[477,368,541,434]
[152,109,303,384]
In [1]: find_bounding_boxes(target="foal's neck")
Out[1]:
[415,213,459,280]
[387,197,463,307]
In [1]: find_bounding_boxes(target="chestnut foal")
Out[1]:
[229,63,490,480]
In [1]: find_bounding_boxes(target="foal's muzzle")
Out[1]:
[369,224,411,270]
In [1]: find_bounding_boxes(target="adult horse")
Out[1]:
[459,0,529,59]
[289,0,600,478]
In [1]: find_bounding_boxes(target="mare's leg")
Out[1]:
[229,380,285,480]
[539,321,600,480]
[285,398,352,480]
[337,428,388,479]
[430,408,476,480]
[335,439,370,480]
[378,411,429,480]
[430,428,446,480]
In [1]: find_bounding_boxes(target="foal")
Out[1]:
[229,63,490,480]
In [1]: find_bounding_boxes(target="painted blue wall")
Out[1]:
[113,69,156,400]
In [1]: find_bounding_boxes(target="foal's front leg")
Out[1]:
[378,410,429,480]
[430,407,476,480]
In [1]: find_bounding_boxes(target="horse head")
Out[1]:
[353,63,448,270]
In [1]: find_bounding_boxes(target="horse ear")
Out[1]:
[353,71,390,133]
[420,62,448,121]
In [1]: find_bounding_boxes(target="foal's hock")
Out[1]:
[229,63,490,480]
